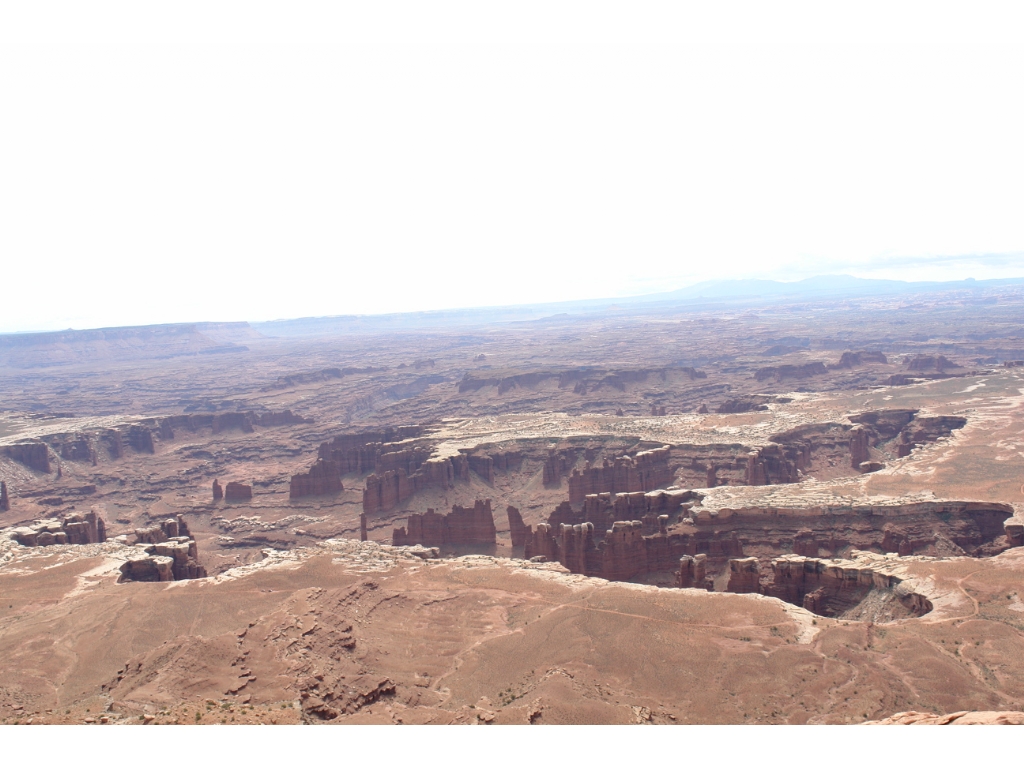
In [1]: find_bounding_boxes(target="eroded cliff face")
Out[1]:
[289,459,344,498]
[755,552,935,621]
[119,515,206,582]
[520,493,1016,609]
[392,500,497,549]
[11,509,107,547]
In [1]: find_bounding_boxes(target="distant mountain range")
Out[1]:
[252,274,1024,336]
[3,275,1023,342]
[638,274,1024,302]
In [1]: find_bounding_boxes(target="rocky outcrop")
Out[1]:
[212,412,254,433]
[716,396,773,414]
[507,506,528,547]
[3,442,51,473]
[363,455,469,515]
[675,554,708,588]
[543,449,575,486]
[762,553,933,618]
[126,425,155,453]
[567,446,673,503]
[833,350,888,368]
[906,354,961,372]
[392,500,497,549]
[0,481,8,512]
[212,479,223,501]
[754,362,828,382]
[690,500,1014,561]
[318,427,427,475]
[726,557,761,593]
[11,510,107,547]
[896,415,967,457]
[289,459,344,498]
[120,515,206,582]
[224,482,252,501]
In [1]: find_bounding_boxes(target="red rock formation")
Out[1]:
[360,513,368,542]
[392,500,496,548]
[1006,521,1024,548]
[833,350,888,368]
[318,426,426,474]
[3,442,51,473]
[691,500,1013,561]
[363,455,469,514]
[567,446,672,503]
[754,362,828,382]
[763,554,932,617]
[254,409,312,427]
[12,510,107,547]
[543,449,574,486]
[675,553,707,588]
[507,505,528,547]
[212,479,223,501]
[896,415,967,457]
[601,521,648,581]
[907,354,960,372]
[105,430,124,460]
[289,459,344,498]
[224,482,252,501]
[127,425,155,453]
[0,480,8,512]
[212,412,254,433]
[726,557,761,593]
[716,396,772,414]
[524,523,559,562]
[122,515,206,582]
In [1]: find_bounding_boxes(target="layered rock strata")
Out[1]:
[120,515,206,582]
[0,480,8,512]
[568,446,673,502]
[289,459,344,498]
[11,510,107,547]
[364,455,469,514]
[3,442,51,473]
[758,553,934,618]
[392,500,496,549]
[224,482,252,501]
[506,505,528,547]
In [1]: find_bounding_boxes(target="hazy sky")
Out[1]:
[2,3,1022,332]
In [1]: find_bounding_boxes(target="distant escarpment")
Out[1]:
[392,500,497,549]
[263,366,384,391]
[832,350,888,368]
[754,362,828,382]
[0,322,256,368]
[458,365,706,396]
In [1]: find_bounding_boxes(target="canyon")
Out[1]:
[3,279,1024,724]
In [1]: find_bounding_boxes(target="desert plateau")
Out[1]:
[3,279,1024,725]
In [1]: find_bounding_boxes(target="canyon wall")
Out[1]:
[392,500,497,549]
[289,459,344,498]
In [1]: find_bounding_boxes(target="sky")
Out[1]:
[1,2,1023,333]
